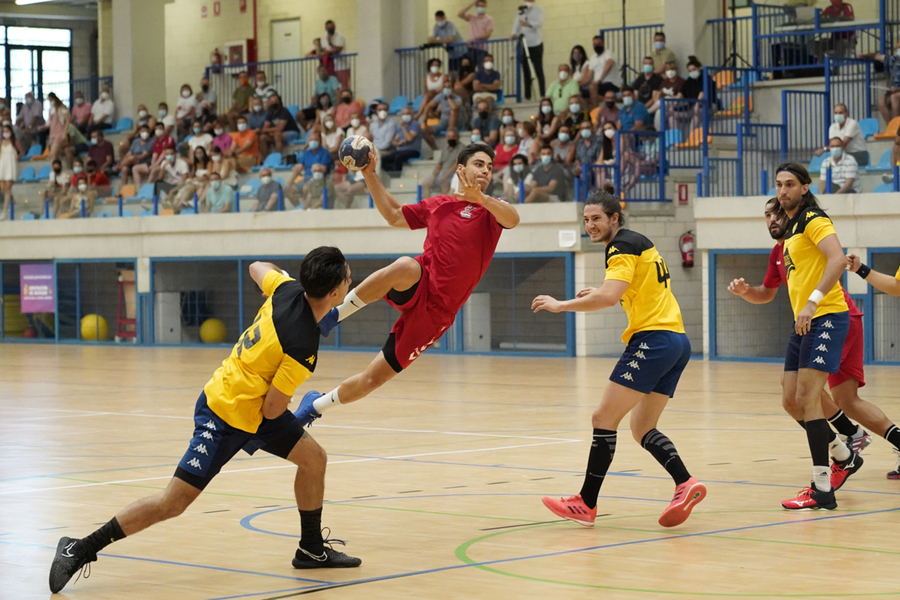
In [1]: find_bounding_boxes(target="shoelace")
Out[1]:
[794,486,814,500]
[73,561,91,585]
[320,527,348,551]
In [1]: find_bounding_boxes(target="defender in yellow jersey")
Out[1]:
[774,163,857,513]
[48,248,360,595]
[532,191,705,529]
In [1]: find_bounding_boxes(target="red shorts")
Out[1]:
[381,263,455,372]
[828,314,865,389]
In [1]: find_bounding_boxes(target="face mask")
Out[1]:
[350,118,360,128]
[513,164,524,173]
[325,120,335,129]
[253,105,263,112]
[540,155,552,165]
[604,128,616,139]
[580,129,591,139]
[182,90,191,98]
[75,98,84,105]
[470,134,481,143]
[212,154,222,162]
[559,71,569,80]
[483,62,493,71]
[623,96,634,107]
[442,87,452,96]
[569,104,581,114]
[834,113,845,124]
[211,180,221,190]
[558,133,570,142]
[240,77,249,85]
[517,128,524,137]
[501,115,513,125]
[195,154,204,161]
[377,110,388,120]
[447,139,458,148]
[655,41,665,51]
[256,80,266,88]
[312,171,324,180]
[76,183,88,193]
[91,138,99,145]
[342,96,352,104]
[74,166,83,174]
[573,52,583,61]
[326,27,336,35]
[401,114,412,123]
[202,85,209,92]
[642,64,653,74]
[504,135,516,145]
[594,45,604,55]
[193,127,202,134]
[688,70,701,79]
[140,132,150,140]
[476,6,486,14]
[430,66,440,75]
[830,147,842,159]
[478,111,489,120]
[605,101,616,109]
[138,109,148,118]
[53,167,61,174]
[158,109,167,118]
[541,105,552,114]
[272,103,282,114]
[26,97,33,105]
[308,140,320,150]
[319,73,329,81]
[101,92,110,101]
[665,70,677,79]
[261,176,272,185]
[2,132,10,140]
[166,155,176,163]
[155,130,164,137]
[214,128,223,136]
[237,123,247,132]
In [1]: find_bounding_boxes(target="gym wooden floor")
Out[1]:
[1,344,899,600]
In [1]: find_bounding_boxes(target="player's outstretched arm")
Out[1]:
[360,151,410,228]
[848,254,900,297]
[455,166,520,228]
[249,261,283,290]
[532,279,629,313]
[727,277,777,304]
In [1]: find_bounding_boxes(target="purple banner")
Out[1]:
[20,263,56,314]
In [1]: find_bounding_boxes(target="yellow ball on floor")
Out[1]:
[199,318,227,344]
[80,314,108,341]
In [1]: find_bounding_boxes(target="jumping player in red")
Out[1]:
[294,143,519,424]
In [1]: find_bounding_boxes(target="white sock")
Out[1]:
[829,435,851,462]
[313,388,340,414]
[336,290,367,322]
[813,466,831,492]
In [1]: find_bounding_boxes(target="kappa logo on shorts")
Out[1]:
[634,350,646,360]
[186,458,202,469]
[628,360,640,370]
[200,430,214,440]
[823,320,834,329]
[819,332,831,340]
[639,343,650,350]
[813,356,826,365]
[815,344,828,352]
[306,355,315,365]
[203,420,217,430]
[621,372,634,381]
[193,443,209,455]
[460,205,476,219]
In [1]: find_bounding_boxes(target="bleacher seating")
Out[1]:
[872,183,894,193]
[388,95,408,114]
[860,118,879,140]
[866,149,893,172]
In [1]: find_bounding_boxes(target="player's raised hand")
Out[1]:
[576,287,596,298]
[727,278,749,296]
[454,166,487,205]
[361,151,378,176]
[532,295,563,313]
[846,253,861,272]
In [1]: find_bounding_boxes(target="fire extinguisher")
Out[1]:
[209,48,223,74]
[679,231,695,268]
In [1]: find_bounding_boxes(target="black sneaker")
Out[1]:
[781,483,837,510]
[49,536,97,593]
[292,532,361,569]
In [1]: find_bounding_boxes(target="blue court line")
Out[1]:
[0,539,330,584]
[221,505,900,599]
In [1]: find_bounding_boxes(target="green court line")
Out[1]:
[335,502,526,522]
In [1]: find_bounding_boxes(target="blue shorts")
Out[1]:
[784,311,850,374]
[175,392,305,490]
[609,330,691,397]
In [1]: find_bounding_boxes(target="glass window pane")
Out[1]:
[0,26,6,45]
[10,49,37,112]
[42,51,71,107]
[7,26,71,48]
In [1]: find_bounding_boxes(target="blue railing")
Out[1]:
[708,16,754,68]
[783,90,828,161]
[705,67,754,137]
[885,0,900,54]
[703,157,743,198]
[659,97,707,169]
[824,56,875,121]
[597,23,664,83]
[70,76,114,105]
[396,39,519,102]
[738,123,786,196]
[578,164,620,203]
[205,54,357,114]
[618,130,668,203]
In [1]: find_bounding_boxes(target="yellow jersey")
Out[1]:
[783,207,848,320]
[605,229,685,342]
[204,271,319,433]
[895,265,900,280]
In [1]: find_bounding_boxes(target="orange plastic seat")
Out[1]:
[674,128,711,149]
[874,117,900,140]
[713,70,735,89]
[118,184,136,198]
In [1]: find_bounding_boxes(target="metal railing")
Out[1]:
[659,97,707,169]
[783,90,828,160]
[71,76,114,105]
[824,56,876,121]
[205,54,357,113]
[752,3,882,77]
[885,0,900,54]
[618,130,668,203]
[577,164,620,203]
[396,39,519,102]
[738,123,786,196]
[597,23,664,84]
[703,157,743,198]
[705,67,754,137]
[709,16,754,68]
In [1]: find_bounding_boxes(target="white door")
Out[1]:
[271,19,301,61]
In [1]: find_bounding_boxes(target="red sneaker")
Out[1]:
[658,477,707,527]
[781,484,836,510]
[830,452,864,491]
[888,449,900,480]
[541,494,597,527]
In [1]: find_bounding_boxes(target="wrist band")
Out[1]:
[808,289,824,305]
[856,264,871,280]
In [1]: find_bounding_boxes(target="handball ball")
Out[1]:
[80,314,108,341]
[199,318,227,344]
[339,135,374,171]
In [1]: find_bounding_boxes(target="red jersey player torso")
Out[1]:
[764,242,862,317]
[400,195,504,315]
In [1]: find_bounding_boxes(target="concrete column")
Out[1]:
[111,0,171,114]
[356,0,427,103]
[663,0,720,69]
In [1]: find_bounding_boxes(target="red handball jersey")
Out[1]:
[763,243,861,317]
[401,195,505,315]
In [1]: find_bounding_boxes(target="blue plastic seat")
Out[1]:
[809,183,819,194]
[767,187,776,196]
[34,165,51,181]
[97,211,113,218]
[872,183,894,193]
[121,209,134,217]
[112,117,133,133]
[18,166,35,183]
[866,149,893,172]
[859,118,879,139]
[134,183,156,200]
[179,208,197,215]
[411,94,425,113]
[23,144,42,160]
[287,104,300,116]
[808,153,826,174]
[138,209,153,216]
[388,95,409,115]
[252,153,284,172]
[664,129,682,148]
[240,178,261,197]
[495,89,506,105]
[21,212,35,220]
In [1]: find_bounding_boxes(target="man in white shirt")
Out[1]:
[814,103,868,166]
[196,77,218,115]
[510,0,545,100]
[820,136,861,194]
[89,86,115,134]
[320,20,349,88]
[151,146,191,206]
[253,71,278,103]
[586,35,621,106]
